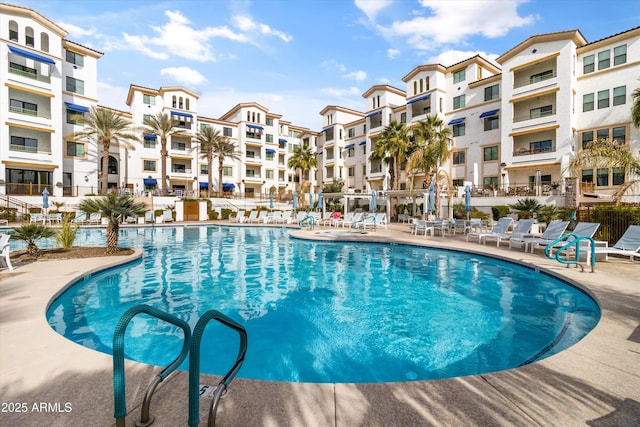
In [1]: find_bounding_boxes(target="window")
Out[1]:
[172,163,186,173]
[66,108,84,124]
[223,167,233,176]
[583,93,594,112]
[143,114,153,125]
[597,128,609,141]
[246,150,255,158]
[597,90,609,109]
[223,127,233,137]
[483,146,499,161]
[483,176,498,189]
[453,95,465,110]
[581,131,594,148]
[484,116,499,131]
[66,50,84,67]
[348,167,355,177]
[246,169,255,177]
[200,164,208,174]
[266,152,274,161]
[265,170,274,179]
[484,84,499,101]
[143,94,155,105]
[9,20,18,41]
[452,179,464,187]
[143,137,156,148]
[612,168,625,186]
[266,118,274,126]
[453,69,466,83]
[613,86,626,106]
[530,105,553,119]
[41,33,49,52]
[612,126,626,144]
[25,27,34,47]
[348,147,355,157]
[530,69,553,83]
[400,112,406,123]
[582,169,593,183]
[100,156,118,174]
[143,160,156,171]
[452,151,465,165]
[10,62,37,78]
[614,44,627,65]
[598,50,610,70]
[529,140,552,153]
[66,141,85,157]
[10,99,37,116]
[452,123,465,137]
[171,141,186,151]
[347,128,355,138]
[266,134,273,143]
[597,168,609,186]
[583,54,594,74]
[10,136,38,153]
[66,77,84,95]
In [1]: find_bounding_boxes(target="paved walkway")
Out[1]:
[0,222,638,426]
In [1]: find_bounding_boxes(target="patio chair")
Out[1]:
[484,218,535,246]
[30,213,44,224]
[467,217,513,243]
[268,211,283,223]
[162,210,174,222]
[412,219,434,237]
[243,210,258,224]
[72,211,87,224]
[593,225,640,261]
[250,211,267,223]
[0,233,13,271]
[145,211,155,223]
[341,212,363,228]
[47,213,63,224]
[433,219,452,237]
[230,210,246,223]
[278,211,292,224]
[543,222,600,259]
[88,212,102,225]
[452,219,468,234]
[509,220,569,252]
[331,212,351,227]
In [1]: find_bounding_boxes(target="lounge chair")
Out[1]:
[145,211,155,223]
[277,211,292,224]
[544,222,601,259]
[88,212,102,224]
[509,220,569,252]
[341,212,363,228]
[433,219,452,236]
[484,218,535,246]
[452,219,468,234]
[412,219,434,237]
[467,217,513,243]
[230,210,246,223]
[331,212,352,227]
[251,211,267,223]
[0,233,13,271]
[72,211,87,224]
[593,225,640,261]
[317,212,333,226]
[47,212,63,224]
[162,210,174,222]
[268,211,283,223]
[243,211,258,224]
[30,213,44,224]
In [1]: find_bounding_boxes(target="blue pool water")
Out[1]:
[45,226,600,383]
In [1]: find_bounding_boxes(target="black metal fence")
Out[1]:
[577,206,640,245]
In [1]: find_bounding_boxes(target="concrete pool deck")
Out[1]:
[0,222,638,426]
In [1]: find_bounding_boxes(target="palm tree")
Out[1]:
[287,143,318,201]
[68,107,139,194]
[632,85,640,129]
[144,112,188,195]
[194,126,241,197]
[369,121,410,191]
[9,224,56,256]
[569,138,640,204]
[77,192,147,253]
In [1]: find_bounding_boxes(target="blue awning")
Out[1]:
[359,141,367,146]
[479,109,500,118]
[171,111,193,118]
[143,178,157,185]
[247,124,264,130]
[266,148,276,154]
[199,182,208,188]
[64,102,89,113]
[321,126,333,132]
[448,117,465,125]
[8,45,55,65]
[222,183,235,190]
[144,134,157,140]
[366,110,382,118]
[278,138,288,143]
[407,94,431,104]
[344,143,354,149]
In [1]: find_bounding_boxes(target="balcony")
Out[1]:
[9,105,51,119]
[513,106,555,123]
[513,144,556,157]
[8,63,51,83]
[513,69,557,89]
[10,143,51,155]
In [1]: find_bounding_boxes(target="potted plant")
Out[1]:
[550,182,560,195]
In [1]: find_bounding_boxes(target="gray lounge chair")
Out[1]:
[593,225,640,261]
[467,217,512,243]
[509,220,569,252]
[483,218,535,246]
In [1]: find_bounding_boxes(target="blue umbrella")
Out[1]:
[269,193,274,209]
[292,191,297,210]
[316,191,323,210]
[427,181,435,213]
[369,190,377,212]
[309,192,313,209]
[42,188,49,210]
[464,185,472,219]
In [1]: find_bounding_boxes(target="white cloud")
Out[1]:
[387,48,400,59]
[425,50,500,68]
[231,15,293,43]
[345,70,368,81]
[354,0,393,21]
[322,59,347,73]
[96,81,130,112]
[160,67,208,85]
[379,0,536,50]
[320,87,362,97]
[57,21,96,38]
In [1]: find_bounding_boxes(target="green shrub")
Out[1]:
[220,208,233,220]
[491,205,510,221]
[56,219,79,248]
[208,210,219,220]
[0,207,18,222]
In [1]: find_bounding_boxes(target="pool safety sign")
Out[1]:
[199,385,215,398]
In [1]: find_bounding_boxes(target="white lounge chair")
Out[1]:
[593,225,640,261]
[412,219,434,237]
[331,212,352,227]
[509,220,570,252]
[544,222,601,259]
[484,218,535,246]
[0,233,13,271]
[251,211,267,223]
[30,213,44,224]
[162,210,174,222]
[145,211,155,223]
[279,211,292,224]
[356,213,387,230]
[342,212,363,228]
[47,212,63,224]
[243,210,258,223]
[268,211,283,223]
[88,212,102,224]
[230,210,246,223]
[72,211,87,224]
[467,217,513,243]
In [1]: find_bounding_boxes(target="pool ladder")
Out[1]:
[113,304,248,427]
[299,214,316,230]
[544,234,596,273]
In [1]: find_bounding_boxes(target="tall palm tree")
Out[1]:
[569,138,640,204]
[632,85,640,129]
[287,142,318,193]
[369,121,410,191]
[77,192,147,253]
[144,112,188,195]
[68,107,139,194]
[194,126,241,197]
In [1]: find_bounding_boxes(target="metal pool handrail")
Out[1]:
[544,234,596,273]
[188,310,248,427]
[113,304,192,427]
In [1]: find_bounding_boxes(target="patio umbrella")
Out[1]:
[309,192,313,209]
[292,191,297,210]
[42,188,49,212]
[535,169,542,196]
[316,191,323,210]
[269,193,274,209]
[427,181,435,214]
[369,190,377,212]
[464,185,472,219]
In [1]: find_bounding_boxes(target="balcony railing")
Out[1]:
[9,105,51,119]
[513,108,555,123]
[513,70,557,89]
[9,143,51,154]
[513,145,556,157]
[8,66,51,83]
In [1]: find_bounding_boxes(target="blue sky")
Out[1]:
[11,0,640,129]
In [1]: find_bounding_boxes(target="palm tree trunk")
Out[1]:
[207,151,213,198]
[101,142,110,194]
[106,221,119,254]
[160,137,168,195]
[218,162,224,198]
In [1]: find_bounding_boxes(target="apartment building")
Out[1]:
[0,3,102,198]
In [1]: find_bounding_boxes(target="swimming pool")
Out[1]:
[46,226,600,383]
